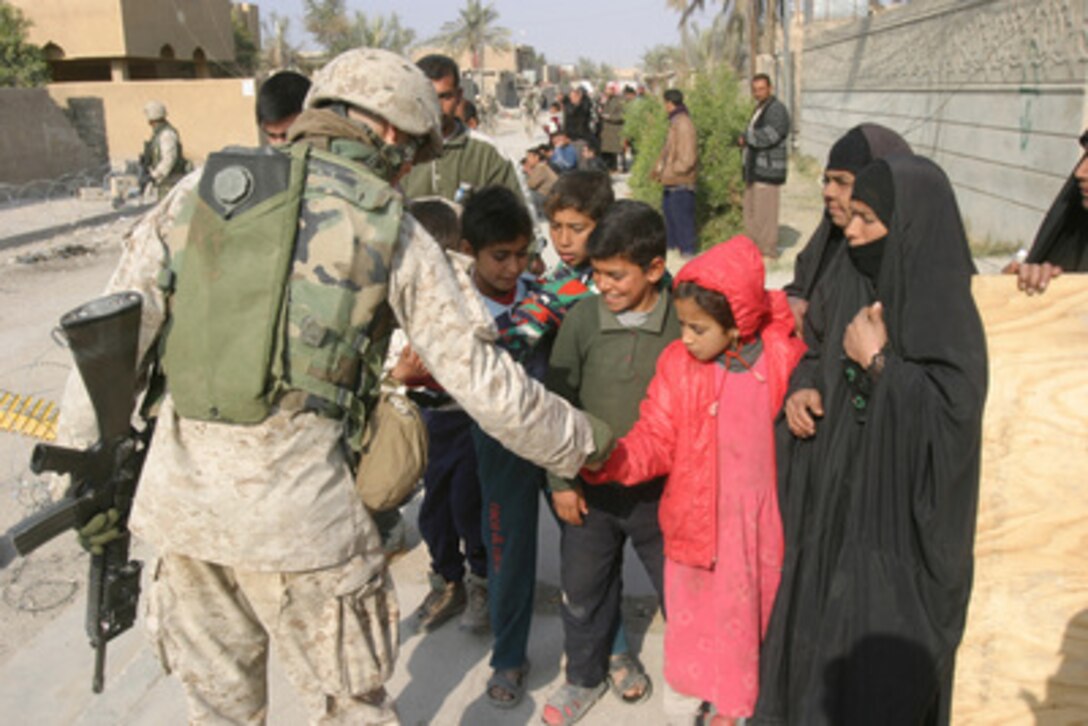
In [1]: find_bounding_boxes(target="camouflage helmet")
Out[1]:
[144,100,167,122]
[306,48,443,163]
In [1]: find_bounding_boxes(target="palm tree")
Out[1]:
[303,0,354,56]
[641,44,680,77]
[666,0,766,77]
[262,12,302,71]
[353,11,416,55]
[428,0,512,71]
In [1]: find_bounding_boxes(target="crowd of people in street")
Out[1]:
[53,42,1086,726]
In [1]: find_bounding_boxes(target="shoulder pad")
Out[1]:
[307,149,397,211]
[198,146,292,220]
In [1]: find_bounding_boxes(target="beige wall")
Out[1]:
[47,78,259,165]
[12,0,126,58]
[13,0,234,62]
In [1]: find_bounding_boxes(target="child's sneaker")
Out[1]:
[416,572,466,631]
[460,572,490,632]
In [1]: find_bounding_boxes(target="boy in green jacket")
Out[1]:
[542,200,680,724]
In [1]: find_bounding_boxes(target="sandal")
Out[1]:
[486,660,530,710]
[608,652,653,704]
[694,702,736,726]
[541,681,608,725]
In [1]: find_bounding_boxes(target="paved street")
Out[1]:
[0,115,1008,725]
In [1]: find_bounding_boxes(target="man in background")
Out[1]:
[740,73,790,259]
[402,54,523,203]
[652,88,698,258]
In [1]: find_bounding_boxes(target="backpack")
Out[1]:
[160,142,427,510]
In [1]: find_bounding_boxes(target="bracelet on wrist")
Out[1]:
[868,349,887,375]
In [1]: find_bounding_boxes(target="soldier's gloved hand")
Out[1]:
[77,509,122,555]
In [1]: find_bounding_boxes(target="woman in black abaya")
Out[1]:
[1007,129,1088,293]
[754,155,988,725]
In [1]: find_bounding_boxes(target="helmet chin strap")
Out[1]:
[321,102,418,181]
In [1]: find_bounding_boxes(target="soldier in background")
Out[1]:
[139,100,188,198]
[256,70,311,146]
[59,49,608,724]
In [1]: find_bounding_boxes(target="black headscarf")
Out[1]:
[847,160,895,282]
[785,124,912,300]
[1025,131,1088,271]
[826,127,871,176]
[755,155,988,726]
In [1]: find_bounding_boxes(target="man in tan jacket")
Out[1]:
[652,88,699,257]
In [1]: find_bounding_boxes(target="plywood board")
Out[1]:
[954,275,1088,724]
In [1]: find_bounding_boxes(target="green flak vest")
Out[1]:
[159,141,403,449]
[142,121,189,181]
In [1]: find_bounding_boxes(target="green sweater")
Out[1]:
[401,121,524,203]
[545,289,680,491]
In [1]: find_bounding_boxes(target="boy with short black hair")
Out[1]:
[542,200,679,724]
[395,197,491,634]
[256,70,311,145]
[499,170,614,362]
[459,186,546,709]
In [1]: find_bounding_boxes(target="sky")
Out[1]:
[255,0,690,68]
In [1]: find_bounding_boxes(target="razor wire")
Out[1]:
[0,163,114,207]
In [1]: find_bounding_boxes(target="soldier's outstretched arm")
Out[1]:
[388,215,608,479]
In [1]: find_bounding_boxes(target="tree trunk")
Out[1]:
[747,0,759,79]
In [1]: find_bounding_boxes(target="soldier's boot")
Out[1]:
[416,572,466,631]
[459,572,490,633]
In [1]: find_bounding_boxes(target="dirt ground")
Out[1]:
[0,220,126,667]
[0,115,1026,724]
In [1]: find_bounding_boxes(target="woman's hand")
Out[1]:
[844,302,888,369]
[785,388,824,439]
[1004,261,1062,296]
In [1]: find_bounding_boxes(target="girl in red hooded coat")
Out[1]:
[583,236,805,724]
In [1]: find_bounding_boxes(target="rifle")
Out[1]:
[0,291,151,693]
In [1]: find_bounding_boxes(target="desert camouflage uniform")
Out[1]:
[143,122,186,197]
[59,137,598,724]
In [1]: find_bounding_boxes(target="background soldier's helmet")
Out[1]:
[305,48,443,164]
[143,100,167,122]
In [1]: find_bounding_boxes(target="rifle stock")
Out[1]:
[2,291,150,693]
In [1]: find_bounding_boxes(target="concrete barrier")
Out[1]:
[799,0,1088,249]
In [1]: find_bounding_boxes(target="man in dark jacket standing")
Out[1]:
[740,74,790,259]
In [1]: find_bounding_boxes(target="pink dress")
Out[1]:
[662,354,784,717]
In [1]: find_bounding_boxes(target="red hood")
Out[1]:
[675,235,776,342]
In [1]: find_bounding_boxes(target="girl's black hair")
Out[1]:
[673,281,737,332]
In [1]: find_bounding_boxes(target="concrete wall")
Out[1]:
[13,0,234,62]
[0,89,100,185]
[0,79,259,183]
[47,79,260,166]
[798,0,1088,248]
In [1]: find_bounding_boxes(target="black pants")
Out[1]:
[418,409,486,582]
[559,483,666,687]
